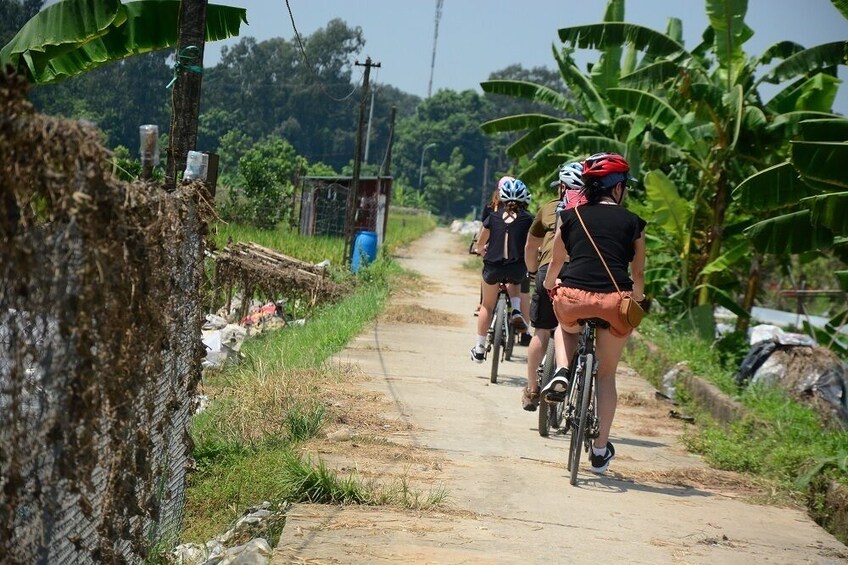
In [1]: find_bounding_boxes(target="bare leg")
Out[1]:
[477,281,500,338]
[526,329,551,393]
[555,324,578,369]
[593,329,629,448]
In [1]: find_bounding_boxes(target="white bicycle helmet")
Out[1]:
[559,162,584,190]
[499,178,530,204]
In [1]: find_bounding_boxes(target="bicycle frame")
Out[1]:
[565,319,602,485]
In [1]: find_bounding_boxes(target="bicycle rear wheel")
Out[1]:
[569,352,594,486]
[504,321,515,361]
[490,297,506,383]
[537,338,555,437]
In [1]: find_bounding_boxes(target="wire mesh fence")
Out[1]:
[1,73,208,562]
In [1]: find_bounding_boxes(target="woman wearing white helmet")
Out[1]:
[471,178,533,363]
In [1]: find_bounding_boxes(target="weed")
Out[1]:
[281,453,371,504]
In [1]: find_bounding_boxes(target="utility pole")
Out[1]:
[165,0,207,191]
[344,56,381,266]
[381,106,396,177]
[363,85,376,164]
[479,158,489,217]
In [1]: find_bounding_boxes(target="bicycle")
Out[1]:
[537,331,564,437]
[486,282,516,384]
[562,318,607,485]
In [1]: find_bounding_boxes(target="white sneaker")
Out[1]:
[470,345,486,363]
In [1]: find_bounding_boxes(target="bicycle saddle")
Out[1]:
[577,317,611,329]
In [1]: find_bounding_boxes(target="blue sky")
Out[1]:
[204,0,848,114]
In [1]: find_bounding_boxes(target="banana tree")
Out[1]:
[733,117,848,349]
[479,0,846,327]
[0,0,247,84]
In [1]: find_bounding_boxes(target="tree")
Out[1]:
[423,147,474,216]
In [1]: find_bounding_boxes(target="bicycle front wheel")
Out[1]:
[504,320,515,361]
[569,352,594,486]
[490,298,506,383]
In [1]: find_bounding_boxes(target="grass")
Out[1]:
[624,317,848,500]
[210,209,437,270]
[182,208,440,543]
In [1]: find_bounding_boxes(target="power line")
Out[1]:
[284,0,359,102]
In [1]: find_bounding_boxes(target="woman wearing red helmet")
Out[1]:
[541,153,647,474]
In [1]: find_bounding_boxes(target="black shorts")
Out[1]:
[530,263,565,330]
[520,273,530,293]
[482,261,527,286]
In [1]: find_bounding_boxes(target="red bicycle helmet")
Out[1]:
[581,152,630,178]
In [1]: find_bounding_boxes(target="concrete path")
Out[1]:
[273,228,847,564]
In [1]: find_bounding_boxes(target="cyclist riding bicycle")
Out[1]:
[541,153,647,474]
[471,178,533,362]
[521,162,587,411]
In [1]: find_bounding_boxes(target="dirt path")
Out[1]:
[273,228,848,564]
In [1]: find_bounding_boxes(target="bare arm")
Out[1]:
[544,226,567,290]
[630,230,646,300]
[475,227,490,255]
[524,233,543,273]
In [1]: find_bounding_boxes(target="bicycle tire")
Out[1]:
[490,297,506,383]
[570,352,594,486]
[537,338,556,436]
[504,321,515,361]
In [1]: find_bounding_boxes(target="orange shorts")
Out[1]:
[551,287,633,338]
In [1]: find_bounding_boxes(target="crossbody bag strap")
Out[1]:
[574,206,624,298]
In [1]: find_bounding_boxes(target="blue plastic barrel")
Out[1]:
[351,230,378,273]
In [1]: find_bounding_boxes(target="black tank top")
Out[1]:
[483,209,533,265]
[559,204,646,292]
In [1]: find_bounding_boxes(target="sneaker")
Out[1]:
[511,310,528,332]
[522,388,540,412]
[470,345,486,363]
[589,442,615,474]
[541,368,570,403]
[519,333,532,346]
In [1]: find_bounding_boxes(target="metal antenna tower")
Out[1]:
[427,0,444,98]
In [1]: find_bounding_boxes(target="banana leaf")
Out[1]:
[801,192,848,235]
[606,87,698,151]
[799,118,848,142]
[698,241,750,276]
[833,0,848,20]
[732,161,818,210]
[758,41,848,85]
[706,0,753,90]
[1,0,247,84]
[792,141,848,190]
[693,283,750,320]
[589,0,624,92]
[757,40,806,66]
[506,123,576,158]
[479,79,571,111]
[644,170,691,246]
[551,47,611,125]
[619,60,680,90]
[557,23,686,60]
[479,114,565,135]
[745,210,835,253]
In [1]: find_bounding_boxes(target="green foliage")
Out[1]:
[626,320,848,498]
[423,147,474,217]
[1,0,246,83]
[217,137,307,229]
